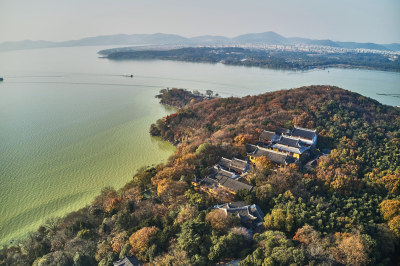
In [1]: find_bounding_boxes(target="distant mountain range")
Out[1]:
[1,31,399,52]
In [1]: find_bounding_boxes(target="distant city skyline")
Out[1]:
[0,0,399,44]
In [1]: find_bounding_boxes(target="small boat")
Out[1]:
[0,77,3,82]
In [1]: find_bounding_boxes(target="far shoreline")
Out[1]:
[100,47,400,73]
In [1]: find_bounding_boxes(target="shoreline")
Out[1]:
[106,57,400,73]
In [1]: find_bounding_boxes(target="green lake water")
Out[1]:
[0,46,399,245]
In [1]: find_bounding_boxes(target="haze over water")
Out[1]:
[0,46,399,245]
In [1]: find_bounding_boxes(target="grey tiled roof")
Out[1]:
[218,157,248,173]
[259,130,276,142]
[113,256,142,266]
[291,126,316,140]
[210,166,235,180]
[228,201,248,208]
[202,176,219,188]
[271,135,309,154]
[205,167,253,192]
[277,136,301,148]
[214,202,264,229]
[230,158,248,172]
[271,143,304,154]
[250,146,294,165]
[275,128,291,135]
[218,176,253,192]
[246,144,258,154]
[218,157,232,169]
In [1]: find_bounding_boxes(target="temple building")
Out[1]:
[218,157,250,174]
[247,144,295,165]
[213,202,264,231]
[204,166,253,194]
[248,126,318,164]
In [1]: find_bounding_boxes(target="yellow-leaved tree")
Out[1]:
[380,199,400,238]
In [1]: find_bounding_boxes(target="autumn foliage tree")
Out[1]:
[388,216,400,238]
[266,166,304,196]
[111,232,128,254]
[314,152,362,194]
[332,232,370,266]
[156,180,188,205]
[292,226,371,265]
[254,155,274,173]
[233,134,253,145]
[380,199,400,221]
[292,112,315,129]
[102,189,122,214]
[206,209,240,233]
[369,170,400,195]
[380,199,400,238]
[129,226,160,261]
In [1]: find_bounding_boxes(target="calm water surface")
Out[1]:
[0,46,399,245]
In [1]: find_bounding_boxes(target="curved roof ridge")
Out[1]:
[257,146,289,156]
[294,125,316,132]
[282,135,302,141]
[232,157,248,163]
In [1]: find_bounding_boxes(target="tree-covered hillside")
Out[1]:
[1,86,399,265]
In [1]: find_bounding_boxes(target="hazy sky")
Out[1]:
[0,0,399,43]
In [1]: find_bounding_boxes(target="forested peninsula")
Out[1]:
[2,86,400,265]
[102,47,400,72]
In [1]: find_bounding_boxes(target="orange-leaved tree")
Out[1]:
[111,231,128,253]
[129,226,160,261]
[206,209,239,232]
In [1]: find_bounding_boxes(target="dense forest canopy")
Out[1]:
[2,86,400,265]
[104,47,400,72]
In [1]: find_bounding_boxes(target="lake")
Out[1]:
[0,46,399,245]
